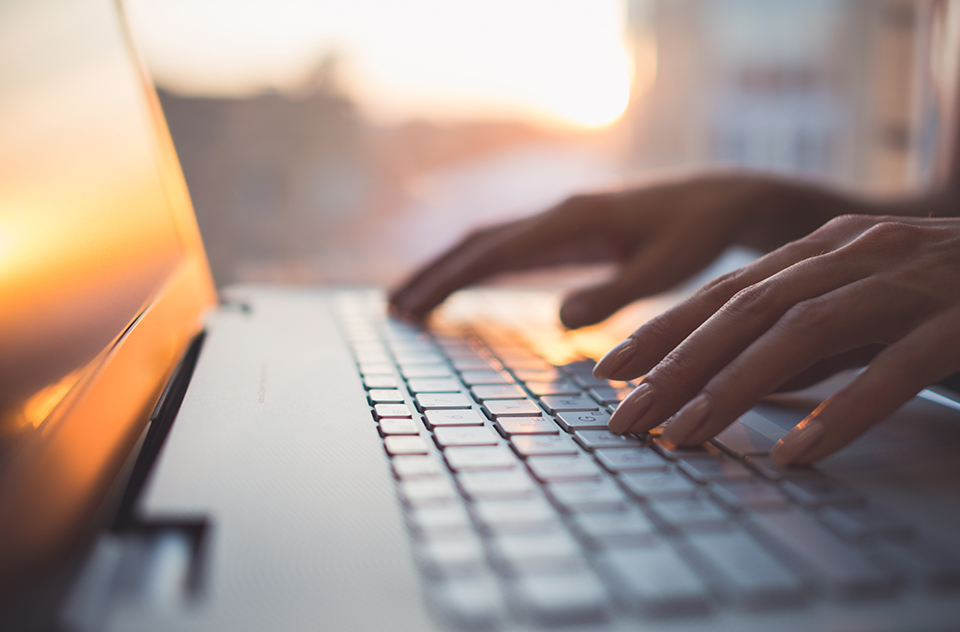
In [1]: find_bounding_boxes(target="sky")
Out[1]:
[124,0,637,129]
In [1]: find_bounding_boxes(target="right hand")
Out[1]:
[389,171,847,329]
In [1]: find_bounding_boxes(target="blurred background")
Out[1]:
[124,0,955,289]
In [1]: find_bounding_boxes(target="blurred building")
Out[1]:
[625,0,937,193]
[158,0,945,287]
[158,59,373,286]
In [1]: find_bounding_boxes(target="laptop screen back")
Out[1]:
[0,0,215,579]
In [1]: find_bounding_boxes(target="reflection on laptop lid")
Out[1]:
[4,1,960,632]
[0,0,214,608]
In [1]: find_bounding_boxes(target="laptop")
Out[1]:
[3,1,960,631]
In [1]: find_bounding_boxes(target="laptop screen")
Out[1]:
[0,0,215,578]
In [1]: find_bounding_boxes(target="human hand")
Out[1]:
[390,172,840,329]
[595,215,960,464]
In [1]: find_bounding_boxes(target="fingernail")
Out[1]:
[661,393,711,446]
[593,338,636,379]
[608,382,654,434]
[771,417,824,465]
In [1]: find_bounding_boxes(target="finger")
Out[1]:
[593,235,833,381]
[772,308,960,464]
[390,195,617,319]
[607,250,880,435]
[771,344,884,393]
[659,276,923,446]
[558,229,700,329]
[389,217,536,318]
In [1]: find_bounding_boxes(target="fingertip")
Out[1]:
[559,296,609,330]
[593,338,637,379]
[770,417,825,466]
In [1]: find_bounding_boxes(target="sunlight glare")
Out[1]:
[125,0,634,129]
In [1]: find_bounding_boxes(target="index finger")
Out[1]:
[389,195,615,319]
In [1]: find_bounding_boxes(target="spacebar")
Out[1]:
[744,508,896,600]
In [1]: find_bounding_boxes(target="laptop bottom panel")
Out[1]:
[89,287,960,632]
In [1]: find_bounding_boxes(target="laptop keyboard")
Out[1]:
[335,291,960,629]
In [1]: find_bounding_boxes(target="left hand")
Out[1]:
[594,214,960,465]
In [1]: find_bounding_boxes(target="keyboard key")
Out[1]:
[445,446,517,470]
[588,386,631,405]
[395,351,445,365]
[571,373,611,389]
[818,505,914,543]
[651,440,711,461]
[619,471,698,500]
[711,410,784,458]
[401,364,454,379]
[359,362,394,376]
[596,544,711,617]
[434,426,499,447]
[744,507,897,599]
[780,478,864,509]
[676,456,753,483]
[594,448,668,473]
[407,378,461,393]
[490,529,581,569]
[524,380,581,396]
[745,455,820,482]
[540,396,600,415]
[646,497,730,531]
[457,469,538,500]
[374,403,412,418]
[388,340,436,354]
[680,530,805,609]
[417,537,487,577]
[363,375,398,389]
[430,575,504,630]
[483,399,542,418]
[471,384,526,400]
[570,509,658,547]
[514,368,563,382]
[379,418,420,435]
[408,506,473,538]
[527,455,602,482]
[511,434,579,457]
[574,429,643,450]
[473,498,559,532]
[384,435,430,455]
[425,409,485,427]
[461,370,514,385]
[399,479,460,506]
[706,480,790,512]
[416,393,473,410]
[451,357,495,370]
[511,571,610,626]
[556,410,611,432]
[547,479,629,512]
[871,537,960,590]
[495,416,559,435]
[392,455,444,478]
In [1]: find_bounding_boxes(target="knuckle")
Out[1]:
[823,213,873,234]
[725,281,776,317]
[849,219,923,253]
[552,193,606,223]
[693,268,749,308]
[652,346,700,384]
[632,316,673,350]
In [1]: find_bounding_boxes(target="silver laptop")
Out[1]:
[3,1,960,631]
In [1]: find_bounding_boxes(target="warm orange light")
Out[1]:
[125,0,634,130]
